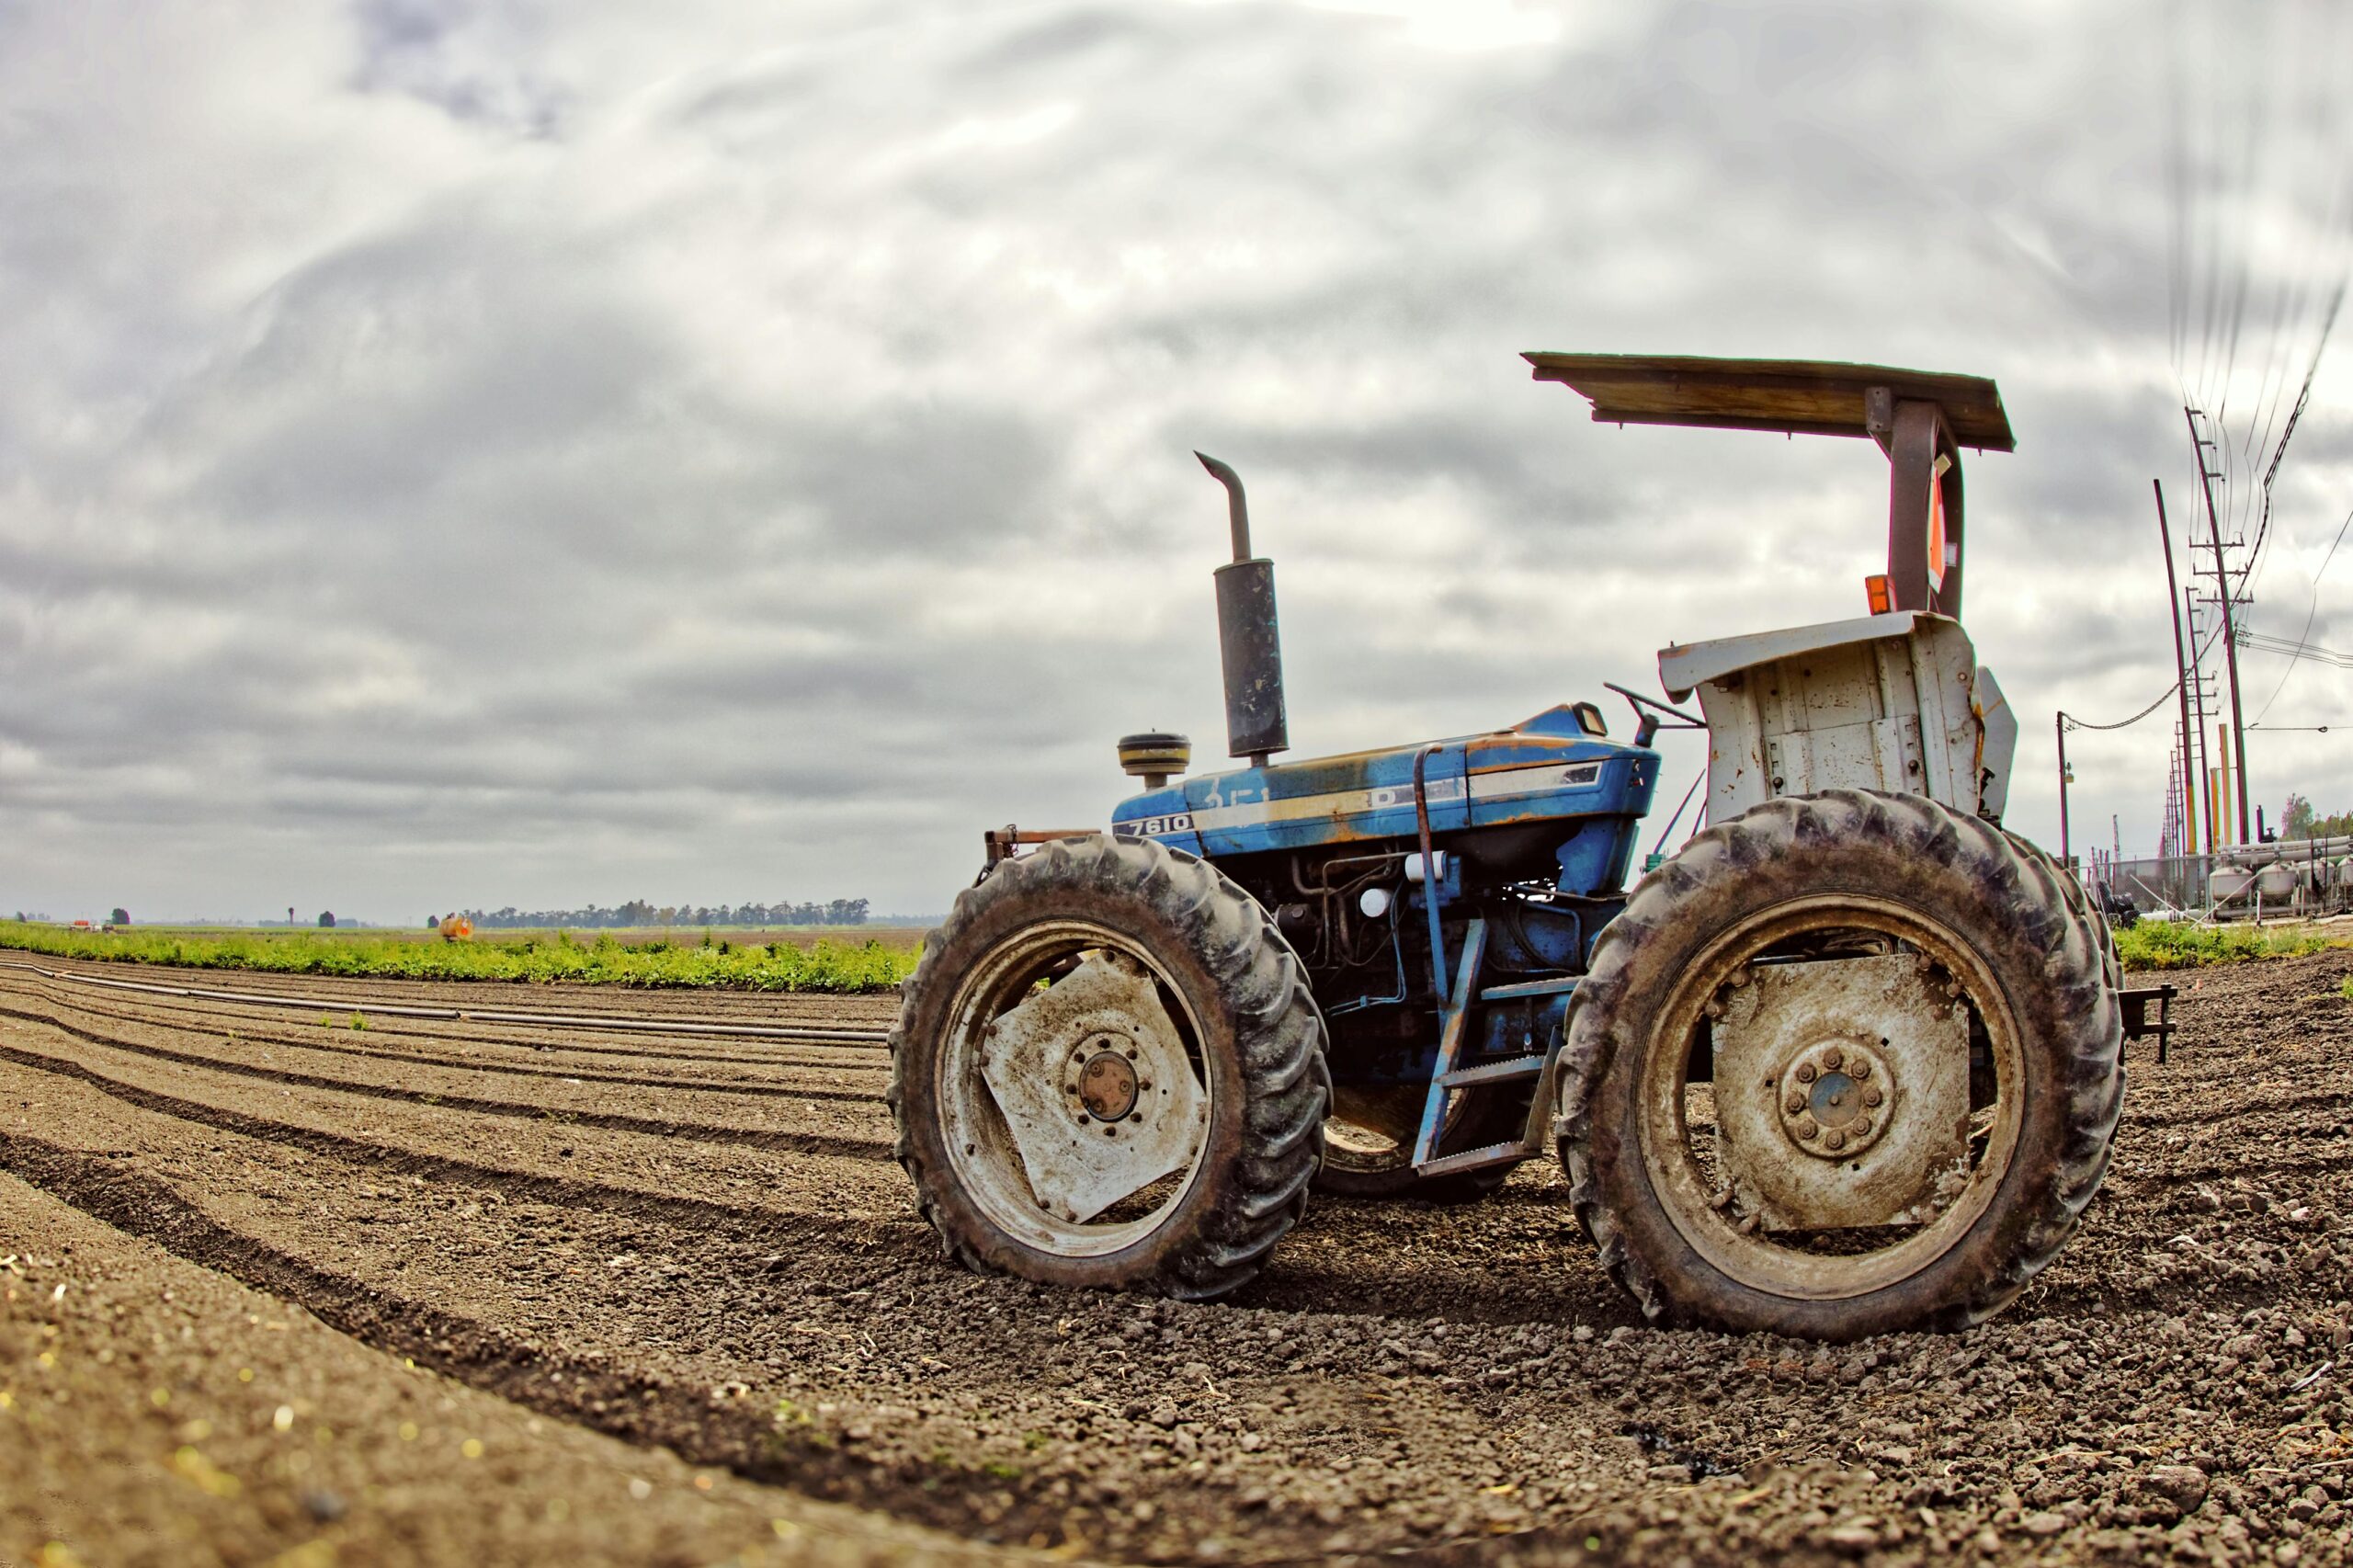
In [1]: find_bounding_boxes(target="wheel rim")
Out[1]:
[1632,893,2029,1301]
[936,919,1215,1258]
[1323,1085,1476,1175]
[1323,1085,1427,1174]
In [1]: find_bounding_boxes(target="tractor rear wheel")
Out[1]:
[1557,790,2122,1338]
[890,834,1329,1300]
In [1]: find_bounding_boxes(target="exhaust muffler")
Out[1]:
[1196,452,1289,767]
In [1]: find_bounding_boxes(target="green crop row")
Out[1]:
[9,913,2334,990]
[0,920,920,994]
[2113,919,2337,971]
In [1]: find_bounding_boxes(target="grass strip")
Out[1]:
[0,920,918,994]
[2114,920,2339,971]
[20,913,2332,987]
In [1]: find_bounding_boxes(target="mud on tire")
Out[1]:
[1556,790,2124,1338]
[889,834,1330,1300]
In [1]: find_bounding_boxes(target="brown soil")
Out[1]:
[0,1176,1044,1568]
[2,947,2349,1566]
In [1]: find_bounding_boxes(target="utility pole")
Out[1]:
[2160,748,2182,858]
[2056,712,2073,866]
[2155,480,2199,859]
[2186,587,2214,854]
[2216,724,2233,843]
[2186,407,2251,844]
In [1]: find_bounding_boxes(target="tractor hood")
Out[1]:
[1110,703,1659,870]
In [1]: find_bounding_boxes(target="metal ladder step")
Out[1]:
[1410,919,1488,1166]
[1437,1052,1548,1088]
[1415,1137,1540,1178]
[1478,976,1579,1001]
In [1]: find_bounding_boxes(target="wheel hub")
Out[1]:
[1072,1045,1142,1122]
[1778,1039,1893,1157]
[1712,952,1971,1231]
[975,951,1206,1224]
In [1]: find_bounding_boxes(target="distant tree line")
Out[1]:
[452,898,871,930]
[2282,794,2353,840]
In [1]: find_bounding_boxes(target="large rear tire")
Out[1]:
[1557,790,2122,1338]
[890,835,1329,1300]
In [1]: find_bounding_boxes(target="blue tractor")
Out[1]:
[890,355,2124,1338]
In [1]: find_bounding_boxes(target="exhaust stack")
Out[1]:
[1195,452,1289,766]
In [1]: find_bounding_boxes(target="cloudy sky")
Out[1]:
[6,0,2352,924]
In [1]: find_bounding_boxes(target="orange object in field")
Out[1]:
[439,915,473,941]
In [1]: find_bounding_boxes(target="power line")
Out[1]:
[2251,498,2353,721]
[2245,282,2344,598]
[2062,681,2182,733]
[2239,627,2353,668]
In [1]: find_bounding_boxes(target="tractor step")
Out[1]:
[1415,1138,1539,1178]
[1438,1052,1548,1087]
[1411,919,1489,1166]
[1479,976,1579,1001]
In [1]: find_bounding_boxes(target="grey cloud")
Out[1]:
[4,0,2349,922]
[352,0,569,135]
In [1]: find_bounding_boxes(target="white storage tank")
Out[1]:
[2256,861,2302,903]
[2209,864,2256,907]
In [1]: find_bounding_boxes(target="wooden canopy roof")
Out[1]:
[1523,353,2015,453]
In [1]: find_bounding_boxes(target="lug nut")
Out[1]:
[1794,1119,1818,1140]
[1852,1117,1872,1138]
[1824,1130,1847,1151]
[1822,1047,1844,1071]
[1104,1126,1118,1137]
[1796,1063,1817,1084]
[1849,1059,1870,1081]
[1864,1087,1883,1108]
[1785,1093,1808,1116]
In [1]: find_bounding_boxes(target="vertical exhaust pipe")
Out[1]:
[1195,452,1289,767]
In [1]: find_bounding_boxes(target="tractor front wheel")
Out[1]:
[1557,790,2122,1338]
[890,835,1329,1300]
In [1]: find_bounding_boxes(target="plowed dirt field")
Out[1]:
[3,949,2349,1567]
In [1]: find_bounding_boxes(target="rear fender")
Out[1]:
[1657,610,2000,823]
